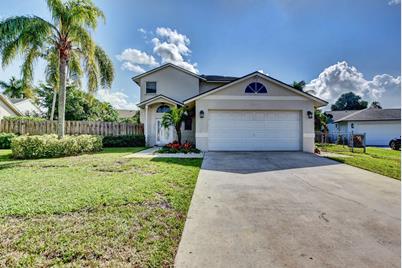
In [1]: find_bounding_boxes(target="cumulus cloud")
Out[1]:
[388,0,400,5]
[305,61,401,108]
[151,27,198,73]
[117,27,198,74]
[116,48,158,67]
[121,62,145,74]
[97,90,138,110]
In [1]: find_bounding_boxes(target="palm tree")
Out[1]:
[370,101,382,109]
[0,0,114,138]
[161,107,187,145]
[292,80,306,91]
[0,76,27,98]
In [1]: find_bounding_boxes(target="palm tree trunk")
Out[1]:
[176,125,182,145]
[50,89,57,121]
[57,57,67,139]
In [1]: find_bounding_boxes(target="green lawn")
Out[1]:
[0,148,202,267]
[317,144,400,180]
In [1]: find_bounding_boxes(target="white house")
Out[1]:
[0,94,22,119]
[326,108,401,146]
[133,63,327,153]
[8,98,42,116]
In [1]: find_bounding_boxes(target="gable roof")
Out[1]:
[200,75,238,82]
[136,94,183,108]
[183,71,328,106]
[334,108,401,122]
[325,110,361,122]
[0,94,23,115]
[117,109,137,118]
[132,63,206,85]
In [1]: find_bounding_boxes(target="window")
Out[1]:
[156,105,170,113]
[184,117,192,130]
[245,82,267,94]
[146,81,157,94]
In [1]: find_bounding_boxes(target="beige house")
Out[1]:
[133,63,327,153]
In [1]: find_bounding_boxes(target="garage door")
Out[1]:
[208,110,301,151]
[355,121,401,146]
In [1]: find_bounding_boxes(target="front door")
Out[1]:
[156,119,173,145]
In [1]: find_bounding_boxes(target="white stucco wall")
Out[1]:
[139,66,199,102]
[194,76,316,153]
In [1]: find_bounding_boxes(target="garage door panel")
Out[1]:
[208,110,301,151]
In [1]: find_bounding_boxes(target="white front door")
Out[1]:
[156,119,173,145]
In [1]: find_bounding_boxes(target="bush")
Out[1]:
[157,141,201,154]
[11,135,102,159]
[102,135,145,147]
[0,133,16,149]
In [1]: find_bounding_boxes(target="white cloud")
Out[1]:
[97,90,138,110]
[138,28,146,34]
[151,27,198,73]
[305,61,401,108]
[121,62,145,74]
[116,48,158,66]
[388,0,400,5]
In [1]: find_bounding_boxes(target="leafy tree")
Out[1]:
[119,111,140,124]
[161,107,187,144]
[0,76,30,98]
[0,0,114,138]
[37,84,118,122]
[292,80,306,91]
[369,101,382,109]
[314,108,329,131]
[331,92,368,111]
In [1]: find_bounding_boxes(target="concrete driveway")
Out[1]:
[175,152,400,268]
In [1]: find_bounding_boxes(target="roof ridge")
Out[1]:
[334,108,368,122]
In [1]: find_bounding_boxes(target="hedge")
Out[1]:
[11,135,103,159]
[0,133,16,149]
[102,135,145,147]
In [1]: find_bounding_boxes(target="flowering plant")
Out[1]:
[157,141,200,154]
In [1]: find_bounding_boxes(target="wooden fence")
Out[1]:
[0,119,144,136]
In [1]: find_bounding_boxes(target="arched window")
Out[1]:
[156,105,171,113]
[245,82,267,93]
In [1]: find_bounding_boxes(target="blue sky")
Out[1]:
[0,0,400,109]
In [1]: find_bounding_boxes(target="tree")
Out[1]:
[369,101,382,109]
[0,0,114,138]
[331,92,368,111]
[292,80,306,91]
[37,84,118,122]
[314,108,329,131]
[161,107,187,145]
[0,76,30,98]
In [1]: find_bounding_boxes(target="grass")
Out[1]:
[0,147,202,267]
[317,144,400,180]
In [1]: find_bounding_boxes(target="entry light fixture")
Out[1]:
[307,111,313,119]
[200,110,205,118]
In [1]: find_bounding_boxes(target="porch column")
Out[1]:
[145,104,148,145]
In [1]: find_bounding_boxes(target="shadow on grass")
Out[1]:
[100,147,148,154]
[150,157,203,168]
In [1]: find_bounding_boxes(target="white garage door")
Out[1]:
[208,110,301,151]
[355,121,401,146]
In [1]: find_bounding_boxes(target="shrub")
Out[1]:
[11,135,102,159]
[3,116,45,122]
[102,135,145,147]
[157,141,201,154]
[0,133,16,149]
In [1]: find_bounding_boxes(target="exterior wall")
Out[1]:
[353,120,400,146]
[195,99,315,152]
[139,66,199,102]
[0,100,18,119]
[194,76,316,152]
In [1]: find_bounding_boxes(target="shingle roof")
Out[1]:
[333,108,401,122]
[117,109,137,118]
[200,75,238,82]
[325,110,361,122]
[9,98,26,104]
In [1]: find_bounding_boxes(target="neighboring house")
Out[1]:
[117,109,137,119]
[9,98,42,116]
[0,94,23,119]
[133,63,327,152]
[326,108,401,146]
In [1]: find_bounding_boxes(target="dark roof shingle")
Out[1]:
[333,108,401,122]
[200,75,238,82]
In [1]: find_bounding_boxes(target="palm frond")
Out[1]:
[94,45,114,89]
[66,0,105,29]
